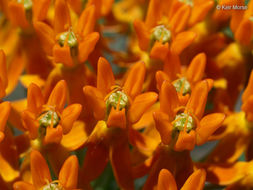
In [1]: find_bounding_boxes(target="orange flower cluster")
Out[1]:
[0,0,253,189]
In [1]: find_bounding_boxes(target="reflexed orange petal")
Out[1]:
[150,42,169,61]
[13,181,36,190]
[53,44,74,67]
[107,107,126,129]
[133,20,150,51]
[163,52,181,80]
[61,104,82,134]
[43,125,63,145]
[33,21,55,56]
[47,80,67,112]
[81,144,109,183]
[174,130,196,151]
[188,1,214,26]
[30,150,51,188]
[186,80,208,119]
[155,71,170,91]
[128,92,158,124]
[61,121,88,151]
[171,31,196,55]
[97,57,115,95]
[67,0,82,14]
[110,140,134,190]
[32,0,51,21]
[123,61,145,99]
[54,0,71,33]
[157,169,177,190]
[160,81,179,118]
[59,155,78,189]
[0,50,7,92]
[27,83,44,114]
[77,5,96,36]
[186,53,206,84]
[170,4,190,34]
[8,2,29,28]
[196,113,225,145]
[78,32,100,63]
[145,0,161,28]
[83,86,105,120]
[22,111,39,140]
[242,70,253,103]
[181,169,206,190]
[153,111,173,145]
[235,18,253,46]
[0,102,11,132]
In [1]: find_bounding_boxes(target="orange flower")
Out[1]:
[133,0,196,60]
[154,80,225,151]
[157,168,206,190]
[156,53,213,104]
[22,80,82,145]
[13,150,79,190]
[34,1,99,67]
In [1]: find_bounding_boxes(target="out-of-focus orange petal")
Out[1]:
[163,52,181,80]
[186,80,208,119]
[170,4,191,34]
[160,81,179,118]
[133,20,150,51]
[8,2,29,28]
[186,53,206,84]
[32,0,51,21]
[171,31,196,55]
[242,70,253,103]
[61,121,88,151]
[22,111,39,140]
[77,5,96,37]
[97,57,115,95]
[20,75,45,89]
[124,61,145,99]
[66,0,82,14]
[155,71,170,91]
[242,95,253,122]
[47,80,67,112]
[107,108,126,129]
[110,140,134,190]
[153,111,173,145]
[0,50,7,97]
[59,155,78,189]
[78,32,100,63]
[0,101,11,132]
[235,18,253,46]
[181,169,206,190]
[43,125,63,145]
[33,21,55,56]
[150,42,169,61]
[174,130,196,151]
[53,44,74,67]
[54,0,71,33]
[157,169,177,190]
[61,104,82,134]
[81,144,109,183]
[30,150,51,188]
[27,83,44,115]
[188,1,214,26]
[128,92,158,124]
[145,0,161,29]
[83,86,105,120]
[13,181,36,190]
[196,113,225,145]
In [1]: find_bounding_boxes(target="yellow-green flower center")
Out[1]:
[38,110,60,128]
[58,30,78,48]
[17,0,33,10]
[179,0,193,6]
[151,25,171,44]
[42,182,63,190]
[173,77,191,95]
[173,113,194,132]
[106,91,129,114]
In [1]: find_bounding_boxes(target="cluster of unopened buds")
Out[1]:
[0,0,253,189]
